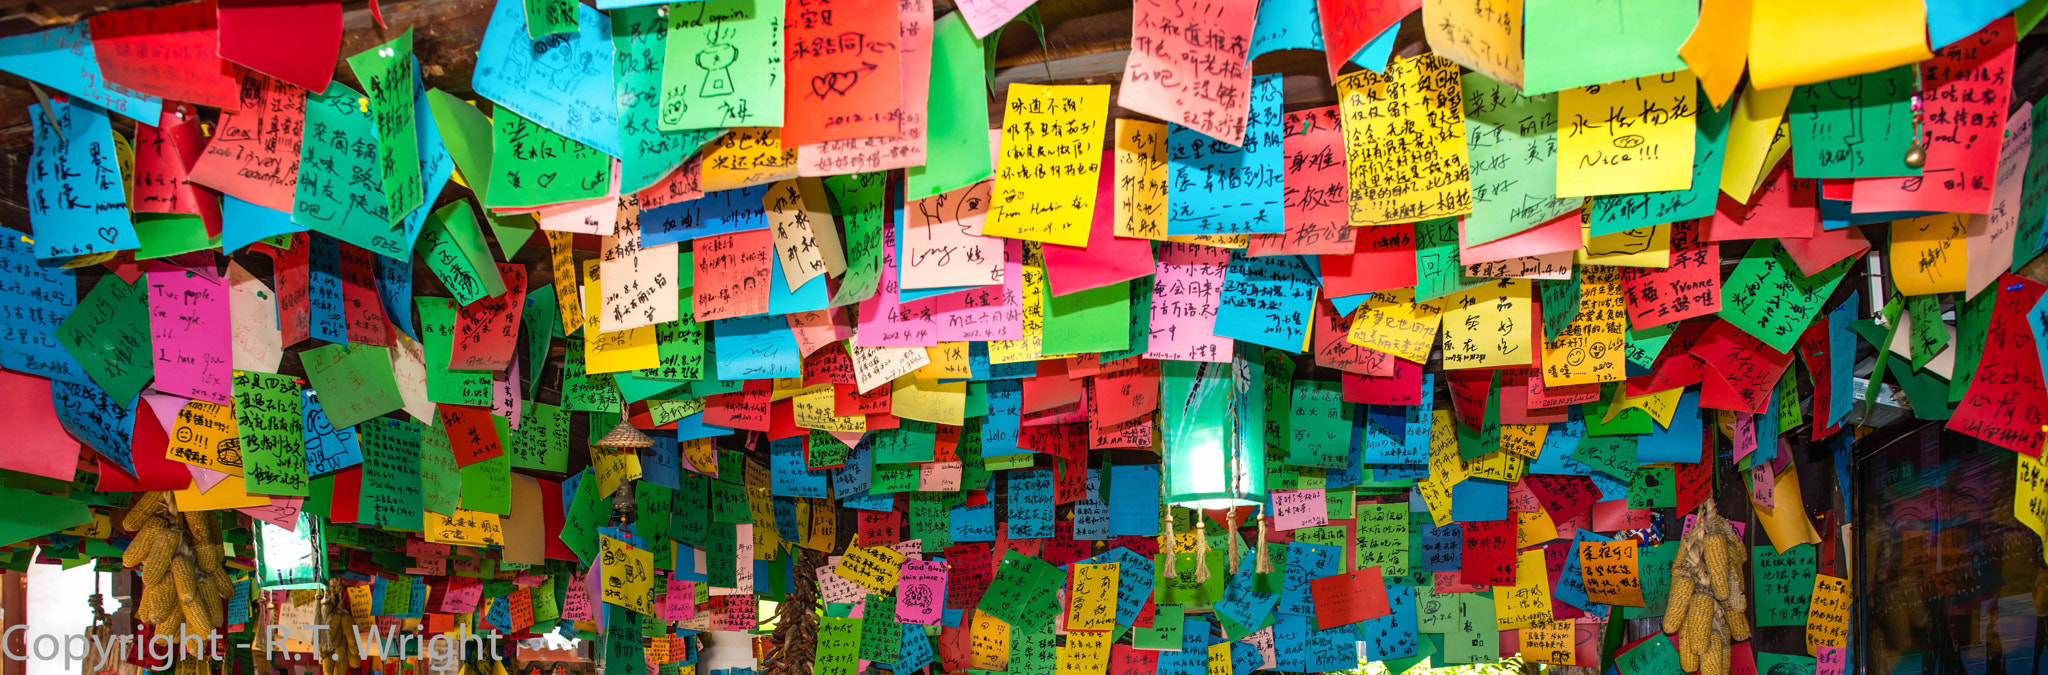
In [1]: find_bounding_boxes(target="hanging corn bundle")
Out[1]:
[1664,499,1749,675]
[120,491,231,647]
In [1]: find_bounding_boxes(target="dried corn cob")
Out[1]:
[121,492,170,532]
[1665,559,1697,634]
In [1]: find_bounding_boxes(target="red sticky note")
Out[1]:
[1322,224,1417,299]
[1021,360,1085,413]
[341,243,391,346]
[1310,567,1393,629]
[1316,0,1417,80]
[216,0,342,92]
[328,465,363,523]
[1619,219,1721,328]
[0,372,82,481]
[1313,300,1396,376]
[1341,356,1424,405]
[1252,106,1354,257]
[1459,519,1517,586]
[780,0,905,146]
[1707,167,1819,241]
[437,404,504,467]
[705,380,772,431]
[1852,19,2015,215]
[453,264,528,370]
[1779,225,1871,277]
[132,104,222,235]
[1589,499,1652,531]
[539,477,575,561]
[88,0,244,110]
[767,400,805,441]
[1949,273,2048,455]
[1521,474,1599,525]
[1692,320,1796,414]
[1090,359,1161,425]
[1041,153,1155,296]
[1795,321,1848,442]
[255,234,312,347]
[94,396,193,491]
[805,343,856,385]
[1111,644,1160,675]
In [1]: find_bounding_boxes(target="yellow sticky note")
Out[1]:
[173,473,269,511]
[1679,0,1753,109]
[1541,266,1627,386]
[891,378,966,425]
[346,586,375,620]
[970,611,1011,671]
[1421,409,1466,527]
[1112,119,1247,248]
[988,246,1048,364]
[593,447,643,496]
[1557,73,1700,198]
[1205,643,1234,675]
[682,438,718,478]
[1422,0,1524,90]
[698,127,798,192]
[1747,0,1934,91]
[916,342,971,380]
[1066,563,1120,632]
[601,534,657,616]
[581,260,660,373]
[1718,84,1796,203]
[1890,214,1969,296]
[165,400,242,475]
[793,384,865,433]
[1578,220,1672,268]
[1493,549,1553,630]
[1806,573,1851,655]
[1468,449,1528,482]
[771,377,806,401]
[1579,539,1646,607]
[984,84,1110,247]
[1514,510,1556,548]
[1338,55,1474,226]
[1439,280,1534,369]
[1754,462,1824,552]
[425,509,505,547]
[1604,386,1686,426]
[835,544,907,595]
[1346,289,1444,364]
[1500,423,1548,459]
[1519,621,1579,665]
[2016,454,2048,564]
[546,231,583,336]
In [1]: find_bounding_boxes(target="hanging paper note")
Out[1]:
[294,83,401,258]
[344,30,423,222]
[1119,0,1258,145]
[1521,0,1696,95]
[1440,280,1534,369]
[1787,67,1919,179]
[472,0,621,157]
[149,265,232,404]
[659,0,784,132]
[489,109,613,210]
[28,99,137,259]
[1852,20,2015,215]
[86,1,242,109]
[1214,252,1318,353]
[1462,74,1582,244]
[1420,0,1522,89]
[1337,55,1473,226]
[235,371,306,496]
[1557,73,1700,197]
[797,0,935,176]
[781,0,904,146]
[983,84,1110,247]
[1165,74,1285,236]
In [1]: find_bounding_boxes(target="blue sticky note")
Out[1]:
[399,60,458,260]
[0,24,161,123]
[898,627,935,674]
[769,436,829,499]
[1555,530,1614,617]
[642,185,772,247]
[1082,547,1154,625]
[950,500,996,541]
[1359,584,1417,660]
[1214,252,1319,351]
[307,235,348,344]
[1532,408,1592,475]
[1273,613,1317,672]
[1637,391,1703,463]
[1310,619,1360,672]
[711,315,800,379]
[1827,295,1857,428]
[1590,470,1631,502]
[222,196,307,254]
[674,413,734,441]
[1158,618,1211,675]
[1276,542,1342,616]
[639,436,680,489]
[1166,74,1286,235]
[1108,464,1161,536]
[471,0,622,157]
[1229,642,1262,675]
[982,379,1025,456]
[28,99,137,259]
[1363,406,1419,463]
[1006,469,1054,538]
[1249,0,1324,59]
[227,578,252,625]
[375,253,417,342]
[768,246,829,314]
[1348,21,1401,72]
[1419,522,1462,571]
[52,380,135,475]
[1328,292,1373,316]
[1927,0,2025,48]
[1450,480,1509,522]
[485,592,514,628]
[831,438,874,496]
[1213,552,1279,628]
[0,236,88,385]
[1756,391,1780,465]
[771,496,800,541]
[1074,470,1110,540]
[609,7,721,189]
[561,468,589,521]
[840,490,895,511]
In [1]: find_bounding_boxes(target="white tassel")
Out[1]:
[1226,509,1242,574]
[1161,505,1178,579]
[1255,505,1273,574]
[1193,513,1211,583]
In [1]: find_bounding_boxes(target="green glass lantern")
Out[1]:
[1160,349,1267,509]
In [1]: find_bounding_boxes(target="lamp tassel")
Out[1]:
[1226,509,1242,574]
[1254,505,1273,574]
[1192,513,1211,583]
[1161,505,1178,579]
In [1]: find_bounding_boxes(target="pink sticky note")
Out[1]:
[535,172,623,234]
[1730,412,1758,461]
[665,578,695,621]
[0,371,80,481]
[787,309,855,357]
[955,0,1033,37]
[896,559,949,625]
[1117,0,1260,145]
[1270,489,1329,531]
[1751,461,1776,508]
[903,181,1003,291]
[186,464,230,493]
[855,221,940,347]
[929,237,1025,342]
[1818,646,1845,675]
[1459,211,1583,265]
[148,263,233,404]
[441,578,484,614]
[1144,242,1233,363]
[238,496,303,530]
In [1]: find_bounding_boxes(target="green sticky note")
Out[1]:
[1572,435,1638,483]
[612,7,721,193]
[1443,592,1499,664]
[427,89,497,204]
[1776,369,1802,431]
[233,371,307,496]
[357,419,425,531]
[487,109,611,210]
[460,446,512,515]
[420,422,461,516]
[524,0,576,38]
[561,468,604,564]
[1134,605,1185,649]
[1951,288,1994,403]
[1152,549,1227,604]
[859,594,903,662]
[417,298,491,405]
[979,550,1063,628]
[1522,0,1695,95]
[1041,278,1131,355]
[631,298,709,384]
[1007,619,1058,675]
[1719,241,1859,354]
[1622,541,1681,619]
[1756,652,1817,675]
[133,213,219,259]
[0,486,92,547]
[658,0,784,132]
[1625,466,1675,509]
[634,483,672,547]
[511,400,570,472]
[1788,66,1919,180]
[826,173,888,308]
[1585,386,1656,436]
[1540,276,1582,343]
[1102,281,1153,364]
[1414,217,1482,302]
[344,30,423,221]
[905,12,993,200]
[1904,293,1950,371]
[874,422,938,463]
[1462,74,1581,244]
[1625,323,1676,372]
[57,274,154,403]
[1616,634,1683,675]
[294,82,400,257]
[299,344,405,429]
[1354,502,1408,577]
[562,340,623,412]
[418,201,506,305]
[1753,543,1818,626]
[1325,488,1355,520]
[1288,380,1351,468]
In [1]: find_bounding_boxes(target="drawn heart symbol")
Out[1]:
[537,173,558,188]
[97,227,119,243]
[810,70,861,98]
